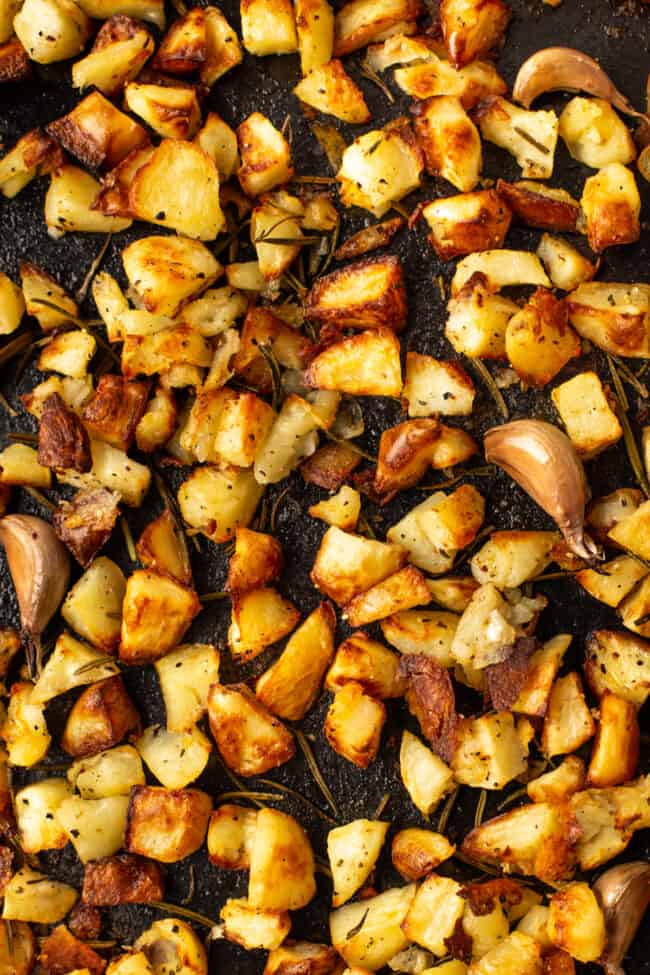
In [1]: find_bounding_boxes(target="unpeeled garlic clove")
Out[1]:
[594,861,650,975]
[513,47,647,122]
[484,419,602,562]
[0,514,70,677]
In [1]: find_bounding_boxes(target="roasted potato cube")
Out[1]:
[295,0,334,72]
[201,6,242,85]
[412,95,481,192]
[178,464,263,543]
[81,375,149,451]
[537,234,596,292]
[0,34,28,84]
[179,387,236,463]
[195,113,239,182]
[91,271,128,343]
[39,924,106,975]
[301,441,361,490]
[330,884,416,970]
[548,883,605,964]
[0,130,63,198]
[240,0,297,55]
[47,91,149,170]
[386,492,462,576]
[38,328,96,378]
[577,555,647,608]
[14,0,91,63]
[392,828,455,881]
[345,565,431,627]
[151,6,205,74]
[0,443,51,488]
[451,583,544,671]
[225,527,283,596]
[136,724,211,790]
[294,60,370,124]
[2,681,51,766]
[328,819,389,907]
[136,918,208,975]
[453,712,529,789]
[445,273,518,358]
[476,97,558,179]
[221,897,291,950]
[607,498,650,560]
[124,82,201,140]
[559,97,636,169]
[60,556,126,651]
[618,573,650,637]
[154,643,219,734]
[135,385,177,453]
[93,143,154,218]
[400,729,454,815]
[23,375,93,420]
[422,189,510,260]
[238,113,294,196]
[306,328,402,397]
[326,631,404,699]
[337,120,423,217]
[128,140,225,240]
[312,525,407,605]
[587,691,639,787]
[248,807,316,910]
[72,15,154,95]
[375,417,444,494]
[462,801,576,883]
[496,180,579,236]
[15,777,71,853]
[57,794,129,862]
[512,633,571,716]
[264,942,338,975]
[208,803,258,869]
[440,0,509,66]
[403,352,475,417]
[58,440,151,508]
[468,931,541,975]
[451,250,550,296]
[119,569,200,665]
[208,683,295,776]
[542,672,595,757]
[309,485,361,531]
[325,681,386,767]
[380,609,459,666]
[0,271,24,335]
[74,0,164,28]
[229,588,300,662]
[402,873,465,956]
[506,288,580,386]
[527,756,585,804]
[32,630,119,705]
[306,255,406,330]
[46,164,132,238]
[67,745,145,799]
[2,867,77,923]
[333,0,422,56]
[551,372,622,458]
[470,531,557,588]
[61,676,140,758]
[580,162,640,252]
[136,509,191,586]
[214,391,276,467]
[256,602,336,720]
[394,55,506,108]
[0,921,35,975]
[235,306,312,391]
[567,282,650,358]
[122,234,220,317]
[82,853,164,905]
[125,785,211,862]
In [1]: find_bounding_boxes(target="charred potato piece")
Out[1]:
[306,255,407,330]
[207,683,295,776]
[71,15,154,96]
[61,676,140,758]
[0,35,30,82]
[47,91,149,170]
[401,873,465,955]
[38,391,91,473]
[81,375,150,451]
[39,924,106,975]
[421,189,511,260]
[391,827,455,880]
[82,853,164,906]
[497,179,580,232]
[395,55,506,108]
[119,569,200,665]
[53,488,121,568]
[440,0,510,67]
[125,786,211,863]
[412,95,481,191]
[580,162,641,252]
[226,527,283,595]
[151,7,206,74]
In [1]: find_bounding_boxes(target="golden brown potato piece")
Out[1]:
[311,526,407,605]
[124,81,201,140]
[122,233,221,317]
[249,807,316,911]
[82,853,165,905]
[237,112,293,197]
[412,95,481,192]
[305,328,402,397]
[421,189,511,260]
[294,60,370,124]
[39,924,106,975]
[151,6,206,74]
[497,179,579,232]
[0,920,35,975]
[264,942,339,975]
[119,569,200,665]
[47,91,149,170]
[391,828,455,880]
[324,681,386,768]
[62,676,140,758]
[326,631,404,699]
[334,0,423,56]
[201,7,242,85]
[337,118,423,217]
[541,672,596,757]
[505,288,580,386]
[547,883,606,964]
[125,786,212,863]
[207,803,257,869]
[440,0,510,66]
[228,588,300,662]
[234,306,312,393]
[207,683,295,776]
[305,255,407,330]
[587,691,639,787]
[0,36,30,82]
[240,0,297,56]
[93,145,154,218]
[82,375,150,451]
[226,527,283,595]
[0,129,64,199]
[301,442,361,491]
[395,55,506,107]
[345,566,431,628]
[551,371,622,459]
[220,897,291,951]
[38,392,91,473]
[71,15,154,96]
[580,162,640,252]
[53,487,121,567]
[135,509,192,586]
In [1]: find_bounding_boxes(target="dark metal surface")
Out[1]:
[2,1,650,972]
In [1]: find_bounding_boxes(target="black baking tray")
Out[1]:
[2,0,650,972]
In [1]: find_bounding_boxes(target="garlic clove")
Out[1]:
[594,861,650,975]
[0,514,70,677]
[513,47,647,122]
[484,419,602,562]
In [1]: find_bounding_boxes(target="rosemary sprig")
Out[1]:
[258,343,283,411]
[270,486,291,533]
[315,855,333,879]
[496,786,529,812]
[8,431,38,444]
[346,907,369,939]
[74,655,117,676]
[359,55,395,103]
[120,516,137,562]
[324,429,376,462]
[294,729,340,817]
[374,792,390,818]
[436,786,460,834]
[0,331,35,369]
[254,214,306,244]
[214,753,265,810]
[217,790,286,803]
[75,234,112,303]
[416,465,495,491]
[282,269,308,298]
[150,901,216,927]
[319,217,341,277]
[474,789,487,828]
[453,850,500,877]
[607,354,650,497]
[469,357,509,418]
[258,778,339,826]
[513,126,550,155]
[259,235,322,246]
[611,354,649,399]
[200,591,229,603]
[292,175,338,185]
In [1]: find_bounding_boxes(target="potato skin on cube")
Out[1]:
[61,676,140,758]
[82,853,165,906]
[207,683,295,776]
[119,569,201,665]
[125,785,212,863]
